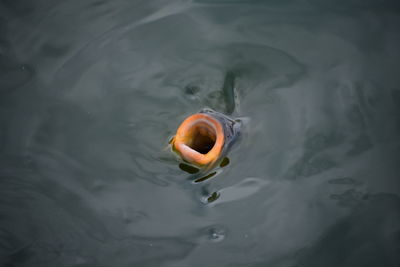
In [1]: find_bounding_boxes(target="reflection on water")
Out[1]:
[179,163,200,174]
[1,0,400,266]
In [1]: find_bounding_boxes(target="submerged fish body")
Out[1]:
[171,108,241,169]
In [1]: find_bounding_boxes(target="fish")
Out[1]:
[171,108,241,169]
[170,71,242,172]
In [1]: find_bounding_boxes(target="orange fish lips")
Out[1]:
[171,109,240,167]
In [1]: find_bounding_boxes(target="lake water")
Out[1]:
[1,0,400,266]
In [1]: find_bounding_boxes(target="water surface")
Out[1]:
[1,0,400,266]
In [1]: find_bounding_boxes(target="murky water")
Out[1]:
[1,0,400,266]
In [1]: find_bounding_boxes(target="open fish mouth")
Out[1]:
[172,112,225,166]
[171,108,241,168]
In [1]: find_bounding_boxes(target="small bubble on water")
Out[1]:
[207,227,226,242]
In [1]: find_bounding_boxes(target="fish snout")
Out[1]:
[172,113,225,166]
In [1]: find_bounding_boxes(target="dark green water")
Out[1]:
[1,0,400,266]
